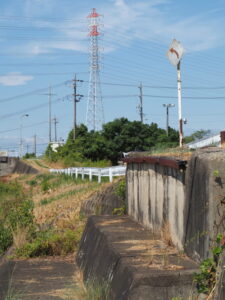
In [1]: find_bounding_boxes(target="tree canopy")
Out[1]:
[45,118,179,165]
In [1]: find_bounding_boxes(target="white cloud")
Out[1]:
[7,0,225,55]
[0,72,34,86]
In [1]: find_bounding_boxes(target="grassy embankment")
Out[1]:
[0,161,111,258]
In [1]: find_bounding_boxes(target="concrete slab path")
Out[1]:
[3,255,84,300]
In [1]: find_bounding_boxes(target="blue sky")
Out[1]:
[1,0,225,155]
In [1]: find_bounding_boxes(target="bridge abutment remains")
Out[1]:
[77,148,225,299]
[125,149,225,262]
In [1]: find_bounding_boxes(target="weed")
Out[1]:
[40,184,99,206]
[112,206,126,216]
[34,160,49,169]
[4,287,22,300]
[26,179,37,186]
[213,170,220,177]
[114,178,126,199]
[161,221,173,247]
[194,233,225,295]
[15,228,82,258]
[12,226,29,249]
[85,278,110,300]
[41,179,51,192]
[3,266,22,300]
[0,221,12,254]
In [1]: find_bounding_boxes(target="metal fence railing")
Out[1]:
[50,165,126,183]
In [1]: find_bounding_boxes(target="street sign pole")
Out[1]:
[166,39,185,147]
[177,61,183,147]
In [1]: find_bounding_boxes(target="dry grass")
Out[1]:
[34,182,109,229]
[161,221,174,247]
[12,226,30,249]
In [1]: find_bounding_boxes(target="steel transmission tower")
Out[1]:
[86,8,104,131]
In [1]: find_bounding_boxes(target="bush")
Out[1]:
[7,199,34,231]
[16,228,82,258]
[0,222,13,254]
[114,178,126,199]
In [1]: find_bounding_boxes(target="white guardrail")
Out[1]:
[50,165,126,183]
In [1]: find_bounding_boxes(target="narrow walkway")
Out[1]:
[6,255,85,300]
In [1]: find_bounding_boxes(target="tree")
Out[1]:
[184,129,211,144]
[45,119,179,165]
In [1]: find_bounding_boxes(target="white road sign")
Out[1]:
[166,39,185,66]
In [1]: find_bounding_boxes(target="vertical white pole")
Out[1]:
[177,61,183,147]
[109,168,113,183]
[82,168,84,180]
[98,169,101,183]
[89,169,92,181]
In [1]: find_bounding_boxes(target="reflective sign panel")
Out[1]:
[166,39,185,66]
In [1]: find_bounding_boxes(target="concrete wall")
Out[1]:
[0,257,16,299]
[77,216,198,300]
[185,149,225,261]
[127,161,186,250]
[0,157,38,176]
[126,149,225,262]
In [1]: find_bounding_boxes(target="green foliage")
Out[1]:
[15,228,82,258]
[41,178,51,192]
[213,169,220,177]
[0,181,34,254]
[44,119,179,165]
[0,221,13,254]
[114,178,126,199]
[184,129,211,143]
[112,206,126,216]
[26,179,37,186]
[6,199,34,231]
[85,278,110,300]
[23,152,36,159]
[40,184,99,206]
[194,233,225,294]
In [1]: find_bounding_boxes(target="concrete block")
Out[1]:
[77,215,198,300]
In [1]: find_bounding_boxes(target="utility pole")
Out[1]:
[72,74,83,140]
[43,85,56,144]
[33,134,36,157]
[19,114,29,158]
[26,144,29,154]
[52,117,58,142]
[138,82,144,123]
[163,104,175,136]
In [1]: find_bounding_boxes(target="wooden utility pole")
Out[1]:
[72,74,83,140]
[138,82,144,123]
[52,117,58,142]
[33,134,36,157]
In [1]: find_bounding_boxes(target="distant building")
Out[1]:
[187,131,225,149]
[0,151,8,157]
[50,142,64,152]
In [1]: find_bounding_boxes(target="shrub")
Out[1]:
[26,179,37,186]
[114,178,126,199]
[85,278,110,300]
[7,199,34,231]
[194,233,225,295]
[15,228,82,258]
[0,222,13,254]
